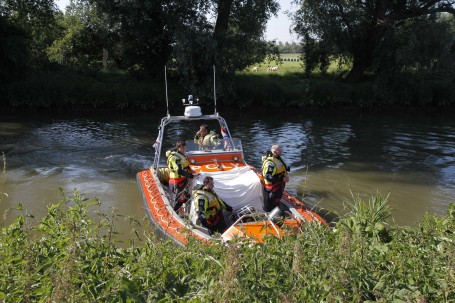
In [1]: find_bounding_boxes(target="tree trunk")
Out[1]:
[345,50,372,82]
[345,25,387,82]
[102,48,108,70]
[212,0,233,107]
[213,0,233,42]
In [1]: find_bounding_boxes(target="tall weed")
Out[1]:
[0,192,453,302]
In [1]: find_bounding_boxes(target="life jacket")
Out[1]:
[166,150,190,179]
[195,131,219,147]
[261,153,288,185]
[193,188,227,221]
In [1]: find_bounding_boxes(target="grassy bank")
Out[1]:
[1,190,453,302]
[1,64,455,112]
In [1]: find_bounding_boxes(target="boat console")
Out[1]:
[185,139,244,166]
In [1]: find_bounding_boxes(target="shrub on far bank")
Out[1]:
[0,68,172,112]
[234,72,455,110]
[2,67,455,112]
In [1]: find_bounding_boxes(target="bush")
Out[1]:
[0,68,164,111]
[2,66,455,112]
[1,190,453,302]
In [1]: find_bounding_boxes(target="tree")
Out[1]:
[202,0,279,98]
[92,0,209,77]
[171,0,279,100]
[275,41,301,53]
[293,0,455,82]
[376,14,455,76]
[48,0,113,69]
[59,0,280,91]
[214,0,279,73]
[0,16,29,81]
[1,0,61,68]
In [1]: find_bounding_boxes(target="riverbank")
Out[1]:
[1,191,453,302]
[1,68,455,113]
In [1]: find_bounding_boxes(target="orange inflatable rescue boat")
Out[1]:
[137,97,327,246]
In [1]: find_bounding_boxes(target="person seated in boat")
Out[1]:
[193,176,233,235]
[261,144,290,212]
[194,124,220,150]
[166,140,195,212]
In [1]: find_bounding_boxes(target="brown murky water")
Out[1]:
[1,110,454,235]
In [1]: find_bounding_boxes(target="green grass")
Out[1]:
[1,190,453,302]
[241,60,303,74]
[241,54,351,76]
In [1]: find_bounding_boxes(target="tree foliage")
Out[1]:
[275,41,301,53]
[0,16,29,81]
[92,0,183,76]
[0,0,61,80]
[172,0,280,99]
[41,0,270,97]
[4,0,455,110]
[376,14,455,76]
[293,0,455,82]
[1,0,279,91]
[48,0,111,69]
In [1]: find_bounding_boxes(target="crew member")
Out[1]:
[194,124,219,149]
[166,140,194,212]
[261,144,290,212]
[193,176,233,234]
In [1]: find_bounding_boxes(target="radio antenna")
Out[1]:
[165,66,169,116]
[213,65,217,114]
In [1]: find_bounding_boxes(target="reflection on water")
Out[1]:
[230,111,455,226]
[1,111,454,233]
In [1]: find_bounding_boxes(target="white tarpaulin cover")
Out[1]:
[189,166,264,223]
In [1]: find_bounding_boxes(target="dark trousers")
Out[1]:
[263,181,285,212]
[203,212,227,235]
[169,178,189,212]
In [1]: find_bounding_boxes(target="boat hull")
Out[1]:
[137,166,327,246]
[137,169,210,246]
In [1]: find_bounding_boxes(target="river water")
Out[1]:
[1,109,454,235]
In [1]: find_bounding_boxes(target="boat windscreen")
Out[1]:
[186,138,242,154]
